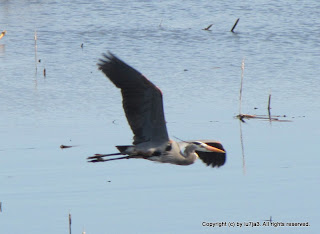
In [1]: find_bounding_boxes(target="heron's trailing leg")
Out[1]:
[88,155,145,163]
[88,155,130,163]
[87,152,123,160]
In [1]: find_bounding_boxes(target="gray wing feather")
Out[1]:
[98,52,169,145]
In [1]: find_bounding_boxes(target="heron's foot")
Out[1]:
[88,157,104,163]
[87,152,123,161]
[88,155,134,163]
[87,154,105,161]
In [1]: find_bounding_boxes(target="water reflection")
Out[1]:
[239,120,247,175]
[0,44,5,56]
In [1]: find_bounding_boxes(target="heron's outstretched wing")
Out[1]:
[195,140,226,167]
[98,52,169,145]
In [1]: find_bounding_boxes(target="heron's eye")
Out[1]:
[193,141,202,145]
[165,143,172,151]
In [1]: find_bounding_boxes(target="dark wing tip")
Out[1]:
[197,142,226,168]
[97,51,115,70]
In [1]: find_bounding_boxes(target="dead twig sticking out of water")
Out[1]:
[69,212,72,234]
[236,58,290,123]
[239,57,245,115]
[34,30,38,75]
[202,24,213,31]
[159,19,163,28]
[264,216,273,222]
[268,91,272,120]
[236,114,291,122]
[43,68,46,77]
[231,18,240,33]
[0,201,2,212]
[60,145,73,149]
[0,30,6,39]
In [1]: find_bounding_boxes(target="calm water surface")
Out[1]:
[0,0,319,233]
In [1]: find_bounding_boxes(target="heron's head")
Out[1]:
[192,141,225,153]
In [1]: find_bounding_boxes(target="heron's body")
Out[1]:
[116,141,199,165]
[88,52,226,167]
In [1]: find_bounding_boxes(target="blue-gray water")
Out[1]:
[0,0,319,233]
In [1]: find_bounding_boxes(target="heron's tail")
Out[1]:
[116,145,135,154]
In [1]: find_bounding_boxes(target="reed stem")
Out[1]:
[239,57,245,114]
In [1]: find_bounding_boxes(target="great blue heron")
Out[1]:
[88,52,226,167]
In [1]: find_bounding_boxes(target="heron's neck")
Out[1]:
[183,144,198,154]
[181,144,198,162]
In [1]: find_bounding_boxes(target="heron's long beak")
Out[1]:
[204,145,225,153]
